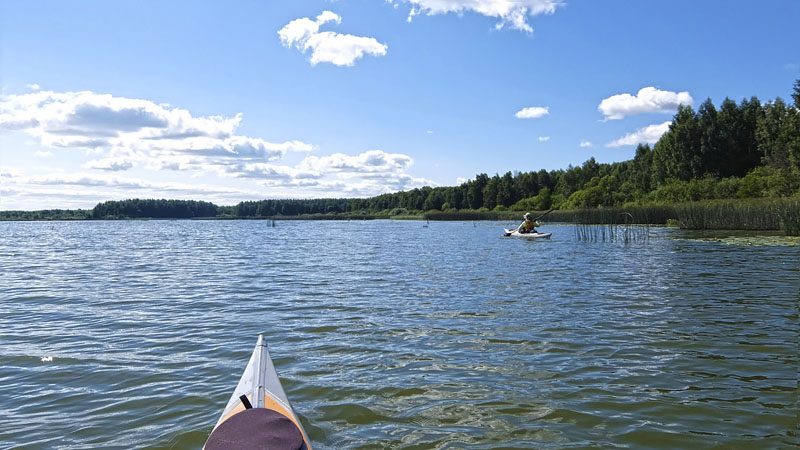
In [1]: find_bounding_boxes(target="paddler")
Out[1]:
[517,212,538,234]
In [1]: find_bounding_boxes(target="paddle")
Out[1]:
[531,209,555,222]
[503,209,555,236]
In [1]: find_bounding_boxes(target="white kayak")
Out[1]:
[204,335,311,450]
[503,228,552,240]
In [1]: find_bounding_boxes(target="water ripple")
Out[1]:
[0,220,797,449]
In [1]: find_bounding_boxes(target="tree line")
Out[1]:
[229,79,798,217]
[91,199,218,219]
[3,80,797,220]
[342,79,799,214]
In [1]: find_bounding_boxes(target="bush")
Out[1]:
[511,187,553,211]
[387,208,409,216]
[713,177,740,199]
[765,169,800,197]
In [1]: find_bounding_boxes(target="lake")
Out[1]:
[0,220,797,449]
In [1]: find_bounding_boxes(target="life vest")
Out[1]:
[525,220,535,231]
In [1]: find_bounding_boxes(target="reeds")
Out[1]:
[776,198,800,236]
[674,198,800,234]
[574,211,651,243]
[424,207,678,224]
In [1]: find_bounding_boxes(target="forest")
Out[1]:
[2,80,798,223]
[228,80,800,217]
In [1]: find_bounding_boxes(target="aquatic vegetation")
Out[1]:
[776,198,800,236]
[573,210,651,243]
[679,235,800,247]
[674,198,800,235]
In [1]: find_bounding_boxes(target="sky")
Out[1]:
[1,0,798,210]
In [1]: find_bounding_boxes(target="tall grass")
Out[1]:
[419,199,800,235]
[424,207,677,224]
[573,211,651,243]
[674,198,800,234]
[776,199,800,236]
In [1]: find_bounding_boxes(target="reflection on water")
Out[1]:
[0,220,797,449]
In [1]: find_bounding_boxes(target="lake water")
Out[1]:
[0,220,797,449]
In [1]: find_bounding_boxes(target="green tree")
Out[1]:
[482,176,499,209]
[467,173,488,209]
[697,98,723,176]
[757,98,791,169]
[496,172,515,207]
[655,105,699,181]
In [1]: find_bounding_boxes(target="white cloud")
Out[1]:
[396,0,562,33]
[606,121,671,148]
[222,162,320,181]
[456,177,470,184]
[598,87,693,120]
[579,140,592,147]
[11,171,258,196]
[538,136,550,142]
[426,130,434,134]
[217,150,428,197]
[298,149,413,174]
[26,84,41,91]
[0,90,241,140]
[82,157,135,171]
[515,106,549,119]
[0,169,270,210]
[1,89,432,208]
[0,166,23,179]
[278,11,387,66]
[35,150,54,157]
[0,90,314,173]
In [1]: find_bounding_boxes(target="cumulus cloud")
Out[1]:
[515,106,549,119]
[0,90,239,141]
[598,87,693,120]
[210,149,429,197]
[579,140,592,147]
[606,121,671,148]
[298,149,413,174]
[278,11,387,66]
[82,157,135,171]
[222,162,320,181]
[538,136,550,142]
[0,169,271,210]
[396,0,562,33]
[26,84,41,91]
[1,89,431,207]
[0,90,314,173]
[0,166,23,179]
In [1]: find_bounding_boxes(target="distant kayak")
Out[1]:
[503,228,552,240]
[205,335,311,450]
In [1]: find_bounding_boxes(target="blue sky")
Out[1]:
[1,0,798,209]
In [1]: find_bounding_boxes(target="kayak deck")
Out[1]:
[205,335,311,450]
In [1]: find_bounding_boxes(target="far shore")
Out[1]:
[2,198,799,235]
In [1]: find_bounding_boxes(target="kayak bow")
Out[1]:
[205,335,311,450]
